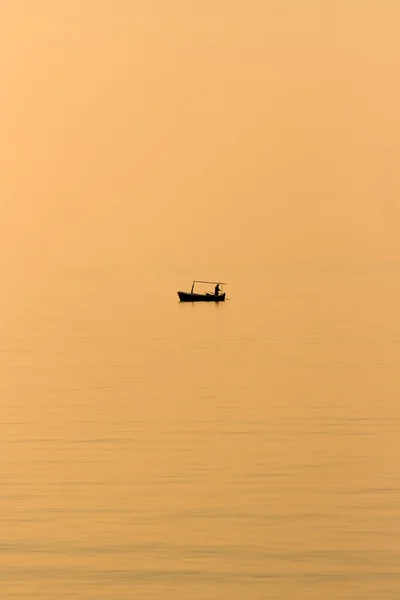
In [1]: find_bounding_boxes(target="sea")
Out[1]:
[2,264,400,599]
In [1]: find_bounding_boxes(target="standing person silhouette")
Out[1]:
[214,283,220,296]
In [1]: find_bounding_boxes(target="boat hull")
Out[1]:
[178,291,225,302]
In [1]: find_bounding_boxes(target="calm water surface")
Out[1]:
[1,266,400,599]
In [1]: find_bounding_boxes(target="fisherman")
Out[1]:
[214,283,220,296]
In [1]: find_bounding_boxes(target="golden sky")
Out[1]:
[2,1,400,278]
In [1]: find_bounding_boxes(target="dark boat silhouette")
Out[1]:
[177,280,227,302]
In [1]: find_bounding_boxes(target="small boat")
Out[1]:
[177,280,227,302]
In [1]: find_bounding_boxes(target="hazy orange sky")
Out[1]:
[2,1,400,281]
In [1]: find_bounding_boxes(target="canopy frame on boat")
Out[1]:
[190,280,227,293]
